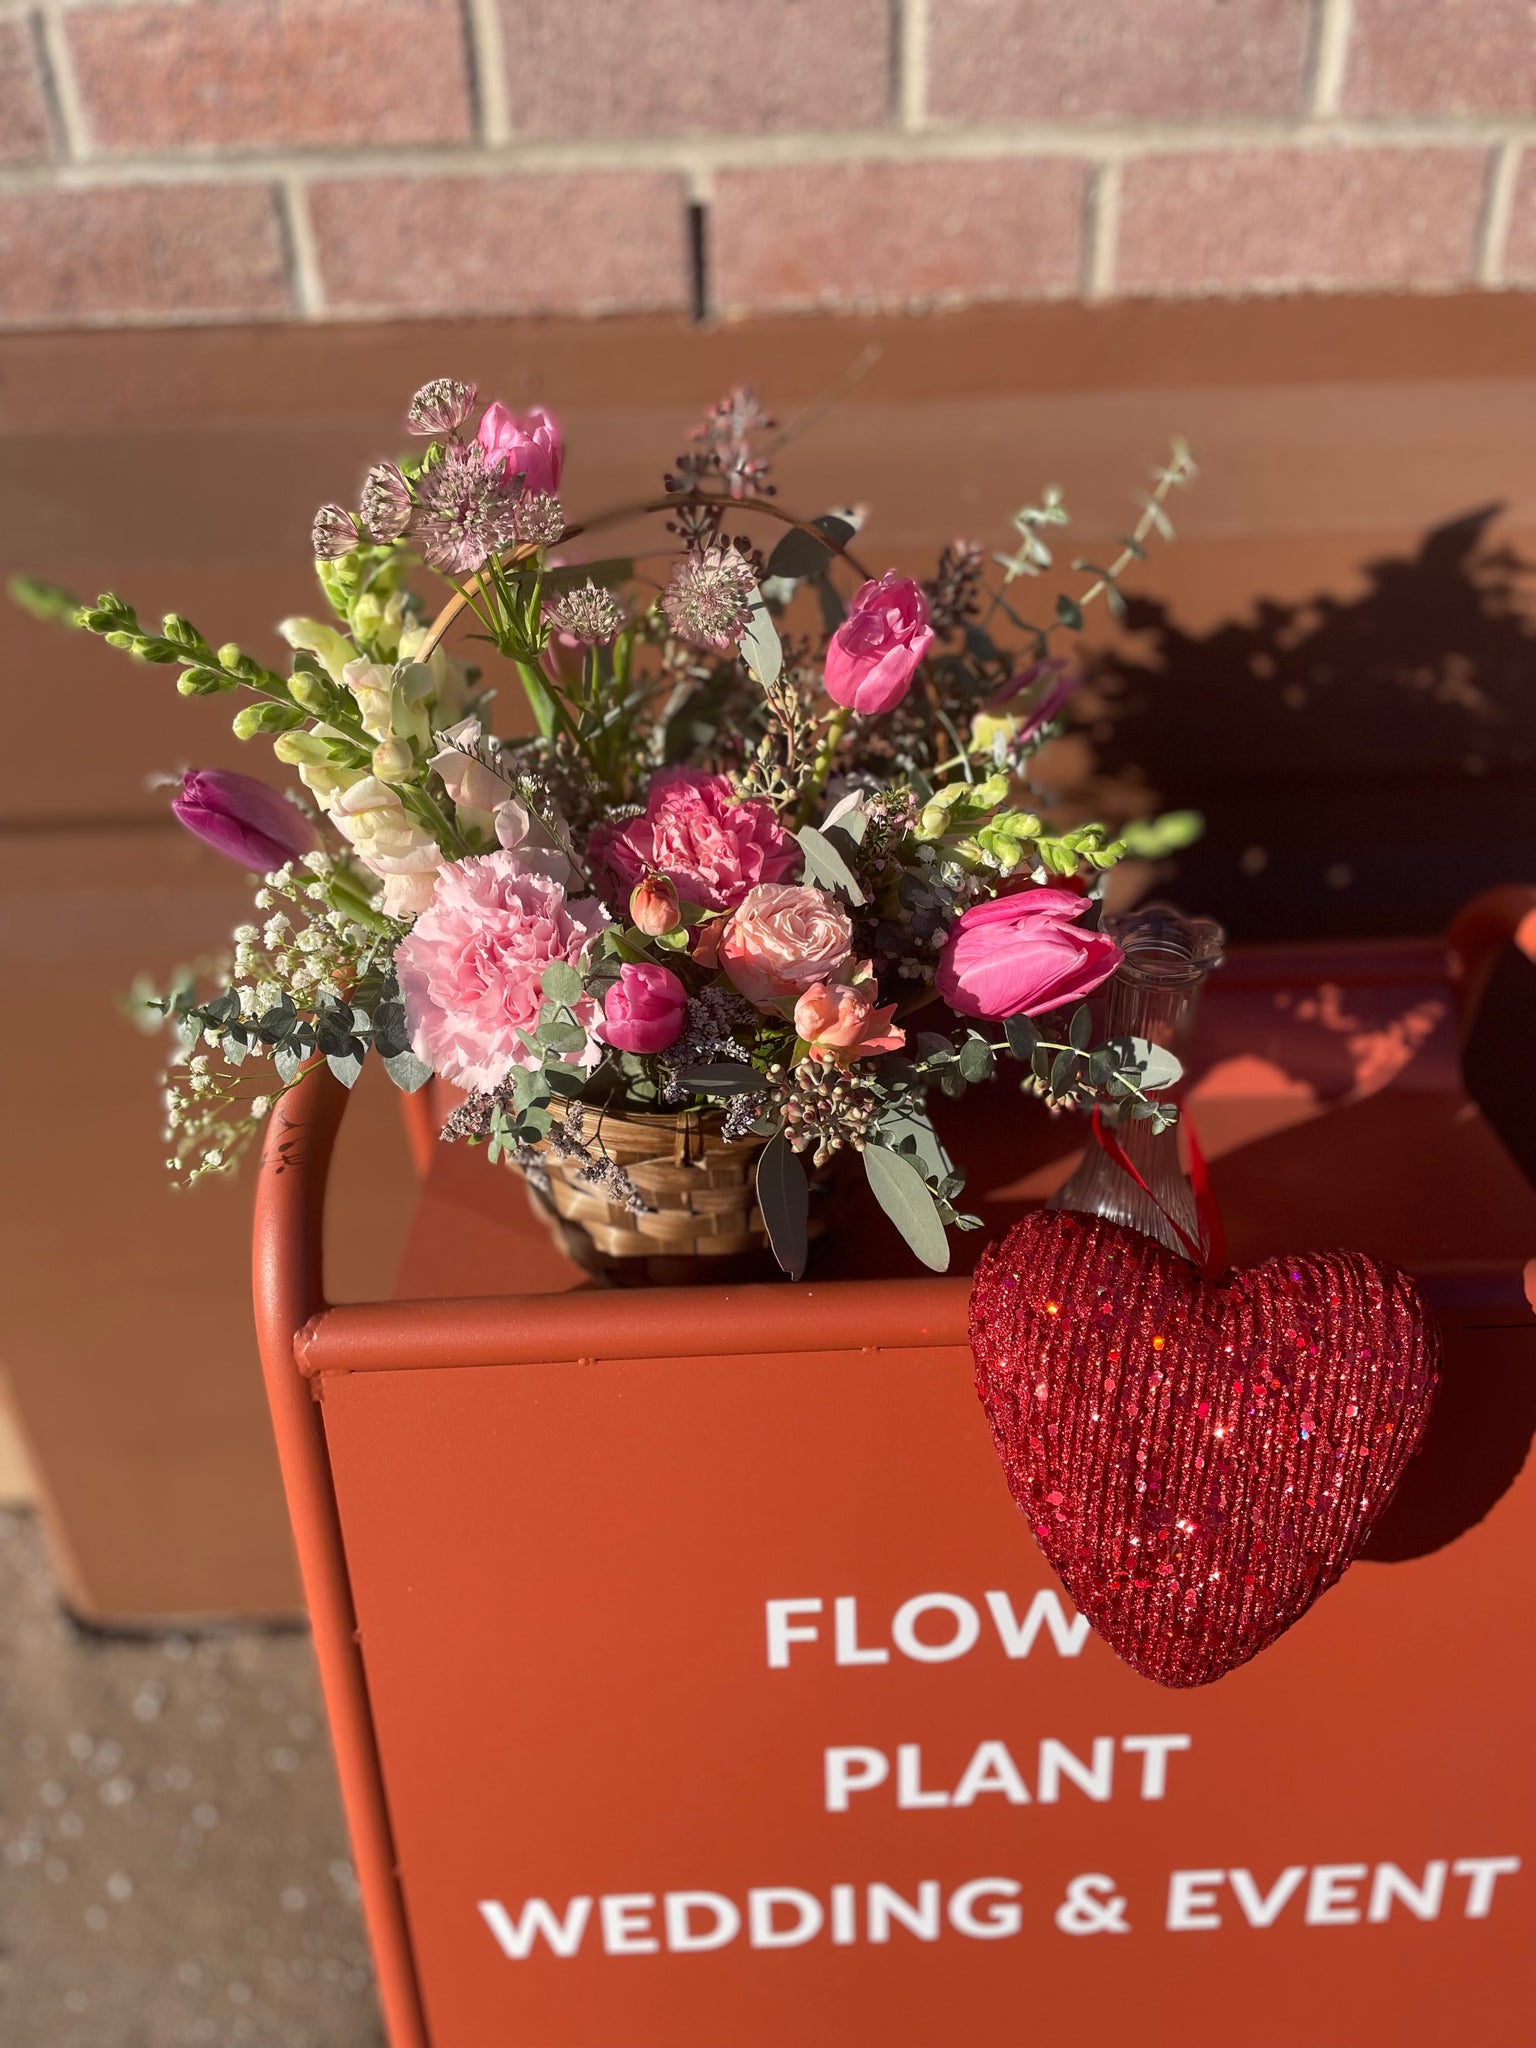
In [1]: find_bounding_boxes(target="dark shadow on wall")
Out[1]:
[1084,506,1536,943]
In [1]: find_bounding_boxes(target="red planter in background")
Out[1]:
[253,926,1536,2048]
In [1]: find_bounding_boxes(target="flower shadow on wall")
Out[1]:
[1081,506,1536,943]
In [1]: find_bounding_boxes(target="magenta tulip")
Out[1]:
[823,574,934,716]
[476,403,563,498]
[171,769,318,872]
[599,962,688,1055]
[935,887,1122,1020]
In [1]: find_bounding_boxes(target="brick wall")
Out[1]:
[0,0,1532,329]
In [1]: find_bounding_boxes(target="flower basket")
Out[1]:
[519,1100,790,1283]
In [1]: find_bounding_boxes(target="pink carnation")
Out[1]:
[587,768,798,913]
[394,851,609,1092]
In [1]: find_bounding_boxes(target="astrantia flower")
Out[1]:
[546,579,625,645]
[512,491,566,549]
[360,462,414,543]
[406,377,478,436]
[662,539,758,650]
[394,851,610,1092]
[412,440,519,577]
[312,503,362,560]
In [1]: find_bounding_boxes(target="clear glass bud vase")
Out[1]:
[1049,904,1225,1261]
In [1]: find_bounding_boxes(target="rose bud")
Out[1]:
[599,962,688,1055]
[170,768,318,873]
[476,403,563,498]
[935,886,1122,1020]
[823,573,935,716]
[629,873,681,937]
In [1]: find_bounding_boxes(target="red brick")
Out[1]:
[1116,148,1490,297]
[1497,151,1536,280]
[309,171,692,317]
[928,0,1312,122]
[0,19,53,163]
[711,157,1088,316]
[500,0,893,138]
[1344,0,1536,116]
[69,0,472,153]
[0,183,291,327]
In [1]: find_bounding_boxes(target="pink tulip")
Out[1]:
[599,962,688,1055]
[170,769,318,872]
[935,887,1122,1020]
[476,403,563,499]
[823,574,934,716]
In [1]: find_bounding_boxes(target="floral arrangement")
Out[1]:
[20,378,1196,1277]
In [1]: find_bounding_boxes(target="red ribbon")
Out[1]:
[1090,1106,1228,1279]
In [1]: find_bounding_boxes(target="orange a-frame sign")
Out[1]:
[252,938,1536,2048]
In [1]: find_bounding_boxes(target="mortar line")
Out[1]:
[1477,140,1521,284]
[462,0,511,147]
[1083,159,1120,300]
[5,113,1536,197]
[34,1,90,159]
[1307,0,1354,119]
[898,0,928,131]
[278,176,326,318]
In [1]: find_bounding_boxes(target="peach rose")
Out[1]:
[718,883,853,1011]
[794,973,906,1065]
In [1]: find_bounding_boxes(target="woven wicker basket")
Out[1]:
[514,1098,795,1285]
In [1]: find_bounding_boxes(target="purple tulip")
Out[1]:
[171,769,318,872]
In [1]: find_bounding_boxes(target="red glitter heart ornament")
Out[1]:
[970,1211,1442,1687]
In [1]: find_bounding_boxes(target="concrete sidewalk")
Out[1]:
[0,1508,384,2047]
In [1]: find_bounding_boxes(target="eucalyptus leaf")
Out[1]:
[795,825,866,906]
[673,1063,763,1095]
[740,593,782,687]
[874,1110,952,1184]
[539,1018,590,1055]
[764,514,857,583]
[756,1131,809,1280]
[958,1036,993,1083]
[326,1049,365,1089]
[382,1048,432,1092]
[1049,1047,1078,1097]
[1068,1003,1092,1050]
[863,1143,950,1273]
[541,557,634,593]
[540,961,583,1006]
[1004,1015,1039,1061]
[1119,1038,1183,1091]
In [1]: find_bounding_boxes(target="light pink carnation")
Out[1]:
[587,767,798,913]
[394,851,609,1092]
[719,883,854,1010]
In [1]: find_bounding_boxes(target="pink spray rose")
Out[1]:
[719,883,854,1010]
[935,886,1122,1021]
[599,962,688,1055]
[394,851,609,1092]
[588,768,797,914]
[794,973,906,1066]
[476,403,563,498]
[823,574,934,717]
